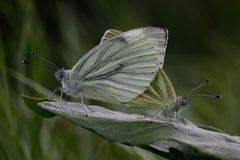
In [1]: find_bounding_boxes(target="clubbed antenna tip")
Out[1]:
[216,95,222,99]
[187,79,210,96]
[21,60,29,64]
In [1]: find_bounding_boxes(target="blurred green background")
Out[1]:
[0,0,240,159]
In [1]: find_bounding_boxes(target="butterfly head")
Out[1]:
[55,69,67,81]
[169,96,190,115]
[176,96,190,109]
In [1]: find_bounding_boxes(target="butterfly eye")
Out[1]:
[55,70,64,81]
[180,97,190,107]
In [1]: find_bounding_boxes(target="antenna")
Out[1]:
[21,52,60,70]
[190,94,222,99]
[187,79,209,96]
[186,79,222,99]
[30,52,59,69]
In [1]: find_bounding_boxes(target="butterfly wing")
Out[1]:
[126,69,177,108]
[100,29,123,44]
[69,27,168,103]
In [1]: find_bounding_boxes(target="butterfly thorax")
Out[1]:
[55,69,79,96]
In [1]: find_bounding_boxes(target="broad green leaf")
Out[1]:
[22,95,55,118]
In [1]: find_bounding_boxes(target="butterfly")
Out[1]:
[127,67,221,126]
[54,27,168,105]
[125,68,189,124]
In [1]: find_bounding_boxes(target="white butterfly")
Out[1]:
[55,27,168,104]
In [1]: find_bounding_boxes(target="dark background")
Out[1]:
[0,0,240,159]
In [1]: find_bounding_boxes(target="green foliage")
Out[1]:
[22,95,55,118]
[1,0,240,160]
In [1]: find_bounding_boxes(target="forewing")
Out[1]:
[126,69,177,107]
[70,27,168,103]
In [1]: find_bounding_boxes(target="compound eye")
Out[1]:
[59,73,63,79]
[55,70,64,81]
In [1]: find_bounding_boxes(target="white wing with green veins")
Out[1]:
[100,29,123,44]
[69,27,168,103]
[126,69,177,108]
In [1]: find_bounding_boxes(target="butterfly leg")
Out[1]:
[46,88,61,105]
[59,90,66,103]
[152,106,167,120]
[169,112,177,129]
[59,91,63,101]
[50,88,59,100]
[177,115,187,125]
[173,112,177,129]
[177,115,195,128]
[80,96,95,113]
[80,95,88,116]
